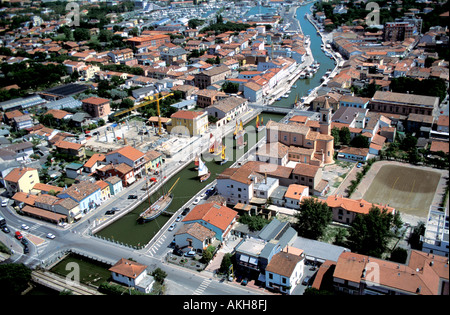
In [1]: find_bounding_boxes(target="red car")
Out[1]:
[15,231,23,240]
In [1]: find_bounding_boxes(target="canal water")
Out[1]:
[271,2,336,108]
[95,112,285,246]
[95,1,332,247]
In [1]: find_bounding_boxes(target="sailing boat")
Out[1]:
[209,133,222,156]
[138,177,180,223]
[209,133,215,154]
[233,121,239,139]
[198,157,210,182]
[219,145,228,165]
[194,154,199,170]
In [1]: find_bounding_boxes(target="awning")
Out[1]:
[249,257,258,265]
[126,177,136,184]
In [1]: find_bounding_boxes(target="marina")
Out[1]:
[94,1,336,247]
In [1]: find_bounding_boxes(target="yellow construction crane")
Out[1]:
[114,92,174,135]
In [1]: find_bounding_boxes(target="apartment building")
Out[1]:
[168,110,208,137]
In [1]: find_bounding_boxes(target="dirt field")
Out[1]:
[362,164,441,217]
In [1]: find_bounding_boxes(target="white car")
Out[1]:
[192,197,201,205]
[21,224,29,230]
[46,233,56,239]
[1,199,8,207]
[168,223,176,231]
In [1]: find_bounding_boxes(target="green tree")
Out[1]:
[350,134,370,148]
[151,267,167,284]
[0,263,32,295]
[73,28,91,41]
[331,127,340,144]
[339,127,351,145]
[347,206,403,258]
[295,198,332,240]
[219,253,233,274]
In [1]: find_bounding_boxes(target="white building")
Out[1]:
[109,258,155,294]
[265,247,305,295]
[422,207,449,257]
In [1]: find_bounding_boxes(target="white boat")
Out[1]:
[198,157,210,182]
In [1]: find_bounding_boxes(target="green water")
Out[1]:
[95,112,285,246]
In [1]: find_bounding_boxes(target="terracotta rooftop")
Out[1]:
[108,258,147,279]
[183,202,237,232]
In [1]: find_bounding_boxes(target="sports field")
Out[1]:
[363,164,441,217]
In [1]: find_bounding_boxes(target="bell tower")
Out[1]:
[320,97,332,136]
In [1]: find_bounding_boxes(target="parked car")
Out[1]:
[23,245,29,254]
[175,215,182,222]
[105,210,116,215]
[181,208,190,216]
[15,231,23,240]
[2,226,10,233]
[128,194,138,199]
[1,199,8,207]
[46,233,56,239]
[192,197,201,205]
[21,238,28,245]
[302,275,311,286]
[168,223,176,231]
[241,278,248,286]
[356,162,362,168]
[184,250,196,257]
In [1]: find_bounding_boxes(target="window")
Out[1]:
[268,273,273,280]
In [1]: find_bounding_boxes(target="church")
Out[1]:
[261,97,334,166]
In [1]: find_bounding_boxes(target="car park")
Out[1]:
[168,223,176,231]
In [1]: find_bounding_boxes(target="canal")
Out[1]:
[95,112,285,246]
[271,2,336,108]
[95,1,331,247]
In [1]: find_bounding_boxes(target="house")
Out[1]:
[144,150,163,174]
[168,110,208,137]
[57,181,102,214]
[95,180,111,202]
[4,167,40,196]
[265,247,305,295]
[195,89,227,108]
[174,222,217,254]
[0,142,34,161]
[235,219,297,278]
[81,97,111,119]
[96,163,136,187]
[83,153,106,174]
[337,146,370,162]
[104,176,123,196]
[13,114,33,130]
[54,140,86,159]
[31,183,64,195]
[65,162,84,179]
[194,65,231,89]
[205,96,248,127]
[331,250,449,295]
[109,258,155,294]
[284,184,309,210]
[33,193,82,223]
[326,195,395,225]
[105,146,146,178]
[181,202,238,242]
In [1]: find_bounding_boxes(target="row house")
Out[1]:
[57,181,102,214]
[96,163,136,188]
[205,96,248,127]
